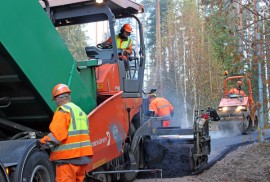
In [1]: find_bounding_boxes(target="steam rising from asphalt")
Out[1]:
[167,94,192,128]
[211,120,242,139]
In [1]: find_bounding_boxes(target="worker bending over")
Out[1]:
[37,84,93,182]
[148,94,174,127]
[229,81,247,97]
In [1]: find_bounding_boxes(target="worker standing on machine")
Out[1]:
[148,94,174,127]
[229,81,247,97]
[37,83,93,182]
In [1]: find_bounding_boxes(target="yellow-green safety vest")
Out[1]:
[116,35,132,49]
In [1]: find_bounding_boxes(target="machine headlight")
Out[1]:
[236,106,246,112]
[218,107,228,112]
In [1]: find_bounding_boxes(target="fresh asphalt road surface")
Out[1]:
[209,128,270,162]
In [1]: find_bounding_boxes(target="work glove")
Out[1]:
[36,139,43,149]
[36,139,53,150]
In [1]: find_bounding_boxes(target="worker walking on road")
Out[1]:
[37,83,93,182]
[101,23,133,57]
[148,94,174,127]
[229,81,247,97]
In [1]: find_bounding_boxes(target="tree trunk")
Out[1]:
[155,0,163,94]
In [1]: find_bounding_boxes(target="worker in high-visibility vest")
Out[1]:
[229,80,247,97]
[100,23,133,59]
[37,83,93,182]
[148,94,174,127]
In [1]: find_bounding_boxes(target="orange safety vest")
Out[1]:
[229,88,247,97]
[150,98,174,127]
[50,102,93,161]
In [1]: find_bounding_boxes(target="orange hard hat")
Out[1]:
[236,81,243,85]
[122,24,133,33]
[52,83,71,100]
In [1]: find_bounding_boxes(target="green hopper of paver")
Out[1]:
[0,0,97,133]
